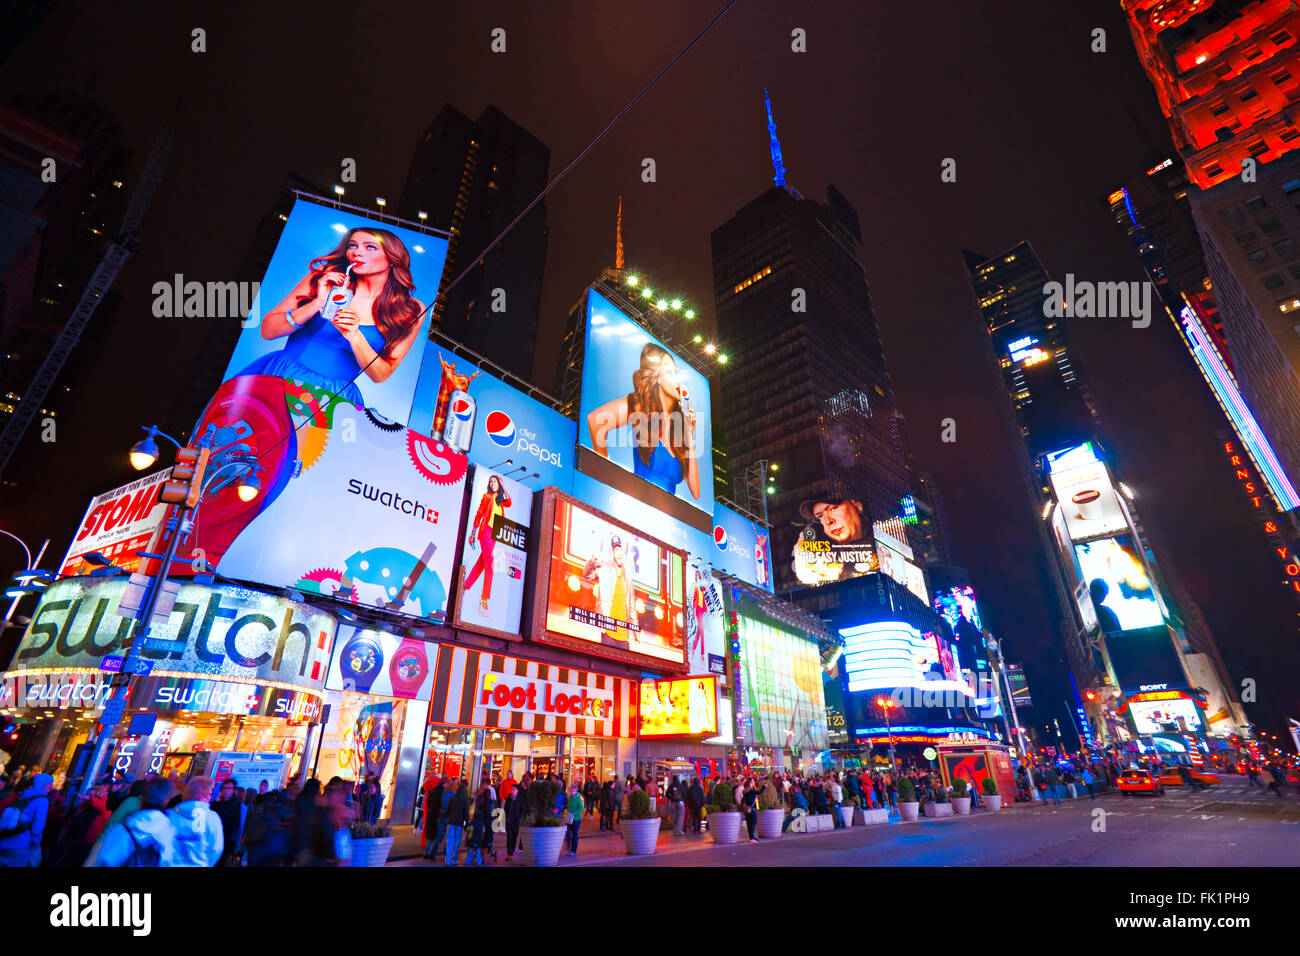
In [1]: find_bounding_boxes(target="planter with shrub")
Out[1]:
[981,777,1002,812]
[622,789,661,855]
[705,782,742,844]
[347,823,394,867]
[897,777,920,822]
[521,777,567,866]
[756,798,785,839]
[951,778,972,815]
[923,785,953,818]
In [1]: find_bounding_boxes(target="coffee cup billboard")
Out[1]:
[1049,461,1127,541]
[220,198,448,427]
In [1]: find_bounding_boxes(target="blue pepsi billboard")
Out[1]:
[711,503,772,592]
[410,342,575,493]
[578,289,714,516]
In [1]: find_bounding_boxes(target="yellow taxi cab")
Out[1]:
[1117,769,1165,796]
[1158,765,1219,788]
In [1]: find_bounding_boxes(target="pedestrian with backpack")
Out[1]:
[0,773,52,867]
[86,780,176,867]
[167,777,225,866]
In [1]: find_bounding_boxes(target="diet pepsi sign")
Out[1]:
[411,344,576,492]
[711,505,773,593]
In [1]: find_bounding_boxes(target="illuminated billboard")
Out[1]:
[729,593,828,752]
[839,621,974,697]
[188,385,468,622]
[579,289,713,514]
[791,495,878,586]
[1050,457,1128,542]
[1128,696,1204,735]
[13,577,335,690]
[1005,663,1032,708]
[534,489,688,672]
[932,585,982,639]
[1073,535,1163,632]
[410,341,576,492]
[220,198,448,426]
[59,471,169,577]
[454,466,533,639]
[326,626,438,700]
[639,675,719,737]
[687,565,728,684]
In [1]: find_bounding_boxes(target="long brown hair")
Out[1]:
[628,343,686,470]
[299,228,422,347]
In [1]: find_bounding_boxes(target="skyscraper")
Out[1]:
[398,104,549,384]
[1124,0,1300,505]
[710,93,911,595]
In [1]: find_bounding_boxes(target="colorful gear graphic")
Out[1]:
[364,407,405,432]
[295,424,331,474]
[406,432,468,486]
[284,379,343,429]
[296,567,351,600]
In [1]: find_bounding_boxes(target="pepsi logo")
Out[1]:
[486,410,515,447]
[713,526,728,551]
[451,398,474,421]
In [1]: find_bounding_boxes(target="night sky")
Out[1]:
[3,1,1296,741]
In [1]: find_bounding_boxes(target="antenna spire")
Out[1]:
[764,87,787,188]
[615,195,625,270]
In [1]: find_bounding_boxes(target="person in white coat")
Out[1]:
[167,777,225,867]
[86,780,176,867]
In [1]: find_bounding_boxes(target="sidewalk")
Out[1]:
[385,801,1069,866]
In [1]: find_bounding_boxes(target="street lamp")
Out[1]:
[0,529,49,630]
[985,632,1037,797]
[129,425,182,471]
[874,697,898,773]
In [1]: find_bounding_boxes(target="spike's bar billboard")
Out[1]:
[531,488,688,673]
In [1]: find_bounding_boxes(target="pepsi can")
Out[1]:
[321,262,356,322]
[443,390,476,453]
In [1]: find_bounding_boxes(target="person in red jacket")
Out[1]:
[463,475,511,617]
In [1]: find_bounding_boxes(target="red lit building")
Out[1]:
[1124,0,1300,189]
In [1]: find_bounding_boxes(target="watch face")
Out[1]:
[388,639,429,695]
[343,632,384,691]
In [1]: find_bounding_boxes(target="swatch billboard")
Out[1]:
[578,289,713,515]
[326,626,438,700]
[220,198,448,426]
[188,386,468,623]
[454,466,533,640]
[532,488,688,673]
[410,341,575,493]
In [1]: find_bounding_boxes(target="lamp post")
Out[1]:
[0,529,49,628]
[79,424,262,793]
[984,632,1036,796]
[874,697,897,773]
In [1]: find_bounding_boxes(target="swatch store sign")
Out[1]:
[12,577,336,690]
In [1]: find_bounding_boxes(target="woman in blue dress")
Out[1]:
[586,342,701,500]
[241,227,426,406]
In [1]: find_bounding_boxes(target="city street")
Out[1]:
[394,780,1300,868]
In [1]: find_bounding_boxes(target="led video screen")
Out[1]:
[536,490,687,671]
[1073,535,1163,632]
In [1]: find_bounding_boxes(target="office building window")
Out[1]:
[1263,272,1286,290]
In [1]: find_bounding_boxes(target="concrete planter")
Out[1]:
[757,808,785,839]
[951,797,972,815]
[621,816,661,855]
[709,811,742,844]
[898,801,920,822]
[923,802,954,818]
[839,806,855,828]
[856,808,890,826]
[811,813,835,832]
[983,795,1003,812]
[347,836,394,867]
[521,824,567,866]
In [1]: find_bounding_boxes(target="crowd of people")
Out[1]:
[0,762,389,868]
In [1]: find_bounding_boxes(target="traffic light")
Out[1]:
[159,444,211,509]
[1084,689,1099,702]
